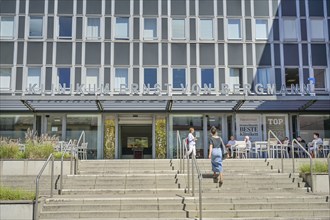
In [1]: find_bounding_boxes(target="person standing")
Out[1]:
[208,126,224,187]
[186,127,197,157]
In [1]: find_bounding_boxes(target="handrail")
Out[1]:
[327,153,330,195]
[177,131,182,173]
[191,155,203,220]
[268,130,284,172]
[34,154,55,220]
[291,139,314,192]
[77,130,86,147]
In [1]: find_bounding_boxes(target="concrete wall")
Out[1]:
[302,173,329,194]
[0,160,72,176]
[0,201,33,220]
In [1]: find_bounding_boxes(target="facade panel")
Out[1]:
[47,43,53,65]
[281,0,296,16]
[283,44,299,66]
[308,0,324,17]
[227,0,242,16]
[17,42,24,65]
[16,67,23,91]
[85,43,101,65]
[29,0,45,14]
[143,43,158,65]
[199,0,214,16]
[254,0,269,17]
[228,44,243,66]
[56,42,72,65]
[311,44,327,66]
[115,0,130,15]
[58,0,74,15]
[171,0,186,15]
[171,43,187,65]
[143,0,158,15]
[86,0,102,14]
[27,42,43,65]
[76,42,82,65]
[200,44,215,65]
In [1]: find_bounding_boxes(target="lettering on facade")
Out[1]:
[23,83,314,96]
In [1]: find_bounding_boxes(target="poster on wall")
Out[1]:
[236,115,262,141]
[265,116,286,141]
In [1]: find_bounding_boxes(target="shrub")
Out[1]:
[0,143,23,159]
[53,152,71,159]
[0,186,35,200]
[24,143,54,159]
[299,161,328,174]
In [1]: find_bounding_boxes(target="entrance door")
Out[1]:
[118,114,153,159]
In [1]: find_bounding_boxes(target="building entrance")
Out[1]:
[118,115,153,159]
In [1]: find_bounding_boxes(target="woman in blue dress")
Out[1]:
[208,126,224,187]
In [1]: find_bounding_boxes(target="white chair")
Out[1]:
[320,140,330,158]
[235,141,248,159]
[254,141,268,158]
[77,142,88,160]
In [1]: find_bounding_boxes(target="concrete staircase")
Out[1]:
[38,159,330,219]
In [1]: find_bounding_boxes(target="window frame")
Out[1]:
[86,17,101,40]
[57,67,71,88]
[310,19,325,41]
[227,18,242,40]
[0,68,12,91]
[58,16,73,39]
[29,16,43,38]
[172,68,186,89]
[85,67,99,90]
[171,18,186,40]
[228,68,243,89]
[114,68,129,91]
[143,18,158,40]
[199,18,214,40]
[200,68,215,88]
[256,68,274,88]
[0,16,15,39]
[313,69,327,91]
[115,17,130,40]
[255,19,268,40]
[143,68,158,87]
[27,67,42,88]
[283,18,298,41]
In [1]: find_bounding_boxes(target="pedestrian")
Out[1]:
[186,127,197,157]
[208,126,225,187]
[225,135,236,158]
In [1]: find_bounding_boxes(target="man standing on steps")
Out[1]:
[186,127,197,157]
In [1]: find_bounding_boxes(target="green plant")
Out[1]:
[299,161,328,173]
[104,119,116,159]
[156,119,167,159]
[0,186,35,200]
[53,152,71,159]
[0,141,24,159]
[24,143,54,159]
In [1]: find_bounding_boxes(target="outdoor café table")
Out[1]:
[254,141,268,158]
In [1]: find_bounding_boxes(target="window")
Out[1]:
[86,68,99,90]
[59,17,72,38]
[57,68,71,87]
[201,69,214,88]
[172,19,185,39]
[228,68,242,89]
[86,18,100,39]
[27,68,41,88]
[255,19,268,39]
[314,69,326,90]
[29,16,43,38]
[227,19,241,39]
[0,17,14,39]
[283,19,297,40]
[310,19,324,40]
[115,68,128,90]
[144,18,157,40]
[144,68,157,86]
[172,69,186,88]
[256,68,272,88]
[285,68,299,87]
[199,19,213,40]
[0,68,11,90]
[115,17,129,39]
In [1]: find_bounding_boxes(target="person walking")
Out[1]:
[208,126,224,187]
[186,127,197,157]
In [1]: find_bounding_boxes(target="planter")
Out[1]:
[0,160,72,176]
[0,200,33,220]
[300,173,329,193]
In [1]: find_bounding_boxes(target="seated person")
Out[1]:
[225,136,236,158]
[244,136,252,150]
[283,137,290,145]
[308,133,323,157]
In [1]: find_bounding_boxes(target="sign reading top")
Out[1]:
[23,83,315,96]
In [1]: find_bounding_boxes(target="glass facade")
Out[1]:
[0,115,34,140]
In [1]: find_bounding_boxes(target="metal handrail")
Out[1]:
[77,131,86,148]
[177,131,182,173]
[291,139,314,192]
[191,155,203,220]
[327,153,330,195]
[34,154,55,220]
[268,130,284,172]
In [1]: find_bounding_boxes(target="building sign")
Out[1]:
[265,116,287,141]
[20,83,314,96]
[236,115,262,141]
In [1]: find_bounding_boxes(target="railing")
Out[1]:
[77,130,86,148]
[268,130,284,172]
[34,154,55,220]
[59,143,78,195]
[176,130,203,220]
[291,139,314,192]
[328,153,330,195]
